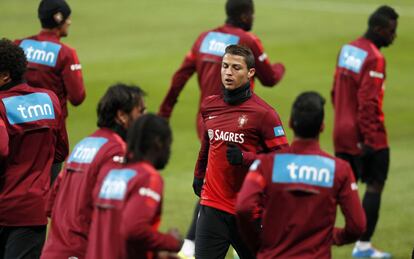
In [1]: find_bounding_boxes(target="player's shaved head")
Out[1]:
[225,0,254,31]
[368,5,398,29]
[290,91,325,139]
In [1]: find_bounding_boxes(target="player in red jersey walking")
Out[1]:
[15,0,86,183]
[0,38,68,259]
[86,114,183,259]
[331,6,398,258]
[41,84,146,259]
[236,92,366,259]
[193,45,288,259]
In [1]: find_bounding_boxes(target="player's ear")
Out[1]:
[0,71,11,84]
[247,68,255,79]
[115,110,128,129]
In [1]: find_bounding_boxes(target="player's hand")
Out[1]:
[168,228,182,241]
[272,62,286,81]
[227,143,243,165]
[154,251,179,259]
[193,177,204,197]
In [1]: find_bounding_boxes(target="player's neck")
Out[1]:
[40,28,62,38]
[223,82,252,105]
[364,30,385,49]
[225,18,249,31]
[109,123,127,141]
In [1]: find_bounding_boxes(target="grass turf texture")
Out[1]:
[1,0,414,257]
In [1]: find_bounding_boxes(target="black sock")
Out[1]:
[360,192,381,241]
[186,202,201,241]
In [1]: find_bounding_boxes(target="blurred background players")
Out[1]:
[159,1,285,256]
[86,114,183,259]
[41,84,146,259]
[0,38,68,259]
[15,0,86,183]
[331,5,398,258]
[236,91,366,258]
[193,45,288,259]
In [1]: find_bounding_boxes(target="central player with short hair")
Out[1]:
[194,44,288,259]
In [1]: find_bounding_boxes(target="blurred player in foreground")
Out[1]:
[236,91,366,258]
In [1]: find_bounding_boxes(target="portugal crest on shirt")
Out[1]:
[238,114,248,128]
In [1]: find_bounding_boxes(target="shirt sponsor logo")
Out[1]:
[273,126,285,137]
[70,64,82,71]
[2,93,55,125]
[238,114,248,128]
[99,169,136,200]
[19,39,61,67]
[200,32,240,57]
[338,44,368,73]
[272,154,336,188]
[139,187,161,202]
[369,70,384,79]
[209,129,245,144]
[67,137,108,164]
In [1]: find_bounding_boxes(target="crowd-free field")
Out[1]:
[2,0,413,258]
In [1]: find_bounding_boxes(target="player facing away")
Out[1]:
[331,6,398,258]
[15,0,86,183]
[193,44,288,259]
[236,92,366,259]
[85,114,183,259]
[0,38,68,259]
[41,84,146,259]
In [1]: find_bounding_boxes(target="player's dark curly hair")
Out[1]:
[0,38,27,81]
[224,44,255,69]
[368,5,399,29]
[291,91,325,139]
[97,83,146,128]
[127,114,172,169]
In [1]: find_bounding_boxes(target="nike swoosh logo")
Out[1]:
[208,115,218,120]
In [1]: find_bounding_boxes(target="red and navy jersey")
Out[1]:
[332,37,388,154]
[236,140,366,259]
[41,128,126,259]
[15,30,86,119]
[195,93,288,215]
[0,82,68,226]
[159,23,284,138]
[86,162,181,259]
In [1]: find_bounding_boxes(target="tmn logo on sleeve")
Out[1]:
[338,44,368,73]
[99,169,137,200]
[19,39,61,67]
[2,93,55,125]
[273,126,285,137]
[272,154,336,188]
[67,137,108,164]
[200,32,240,57]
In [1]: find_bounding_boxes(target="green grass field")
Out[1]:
[2,0,414,258]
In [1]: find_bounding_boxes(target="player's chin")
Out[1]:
[223,83,236,90]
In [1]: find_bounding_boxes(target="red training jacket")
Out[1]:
[236,139,366,259]
[195,93,288,215]
[41,128,126,259]
[86,161,181,259]
[332,37,388,154]
[0,81,68,226]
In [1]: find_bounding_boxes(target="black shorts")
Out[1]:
[0,226,46,259]
[195,205,255,259]
[336,148,390,184]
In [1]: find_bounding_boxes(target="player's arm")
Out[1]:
[193,129,210,196]
[53,101,69,162]
[333,162,366,245]
[121,175,182,253]
[45,170,64,217]
[357,57,385,150]
[0,118,9,158]
[235,159,266,253]
[158,44,197,119]
[248,34,285,87]
[62,47,86,106]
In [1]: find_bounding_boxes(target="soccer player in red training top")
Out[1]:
[193,44,288,259]
[86,114,183,259]
[40,84,146,259]
[236,92,366,259]
[0,38,68,259]
[159,0,285,139]
[331,6,398,258]
[15,0,86,182]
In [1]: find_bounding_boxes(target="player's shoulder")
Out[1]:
[348,38,383,61]
[250,94,277,114]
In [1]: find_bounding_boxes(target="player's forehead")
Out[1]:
[222,53,247,67]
